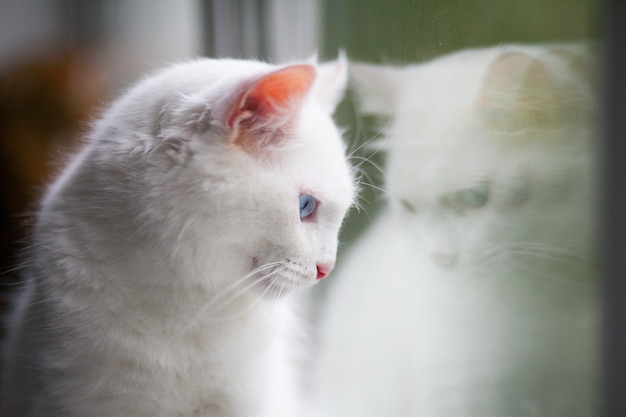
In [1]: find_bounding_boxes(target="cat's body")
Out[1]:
[311,44,599,417]
[4,56,354,417]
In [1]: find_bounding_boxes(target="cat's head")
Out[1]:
[351,45,597,278]
[89,55,355,298]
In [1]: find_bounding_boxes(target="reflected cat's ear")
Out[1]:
[312,50,348,114]
[477,51,559,131]
[350,62,404,117]
[227,64,316,151]
[548,45,594,78]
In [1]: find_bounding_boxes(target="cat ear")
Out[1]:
[227,64,316,150]
[311,51,348,114]
[305,51,319,65]
[548,45,594,78]
[477,51,559,131]
[349,62,404,117]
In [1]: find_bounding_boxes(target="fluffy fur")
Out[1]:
[3,56,355,417]
[311,44,599,417]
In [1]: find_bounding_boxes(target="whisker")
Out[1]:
[470,241,598,289]
[209,267,287,322]
[480,262,526,291]
[346,110,391,160]
[349,154,385,179]
[342,96,364,157]
[475,241,598,269]
[358,181,394,198]
[350,198,370,217]
[182,262,285,328]
[506,257,596,288]
[502,242,597,263]
[351,164,382,196]
[206,263,283,312]
[505,249,598,272]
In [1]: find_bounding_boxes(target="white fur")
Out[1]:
[311,44,600,416]
[3,57,355,417]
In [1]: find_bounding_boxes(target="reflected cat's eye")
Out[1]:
[299,194,317,219]
[456,182,489,208]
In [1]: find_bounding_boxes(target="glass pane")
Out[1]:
[311,1,602,417]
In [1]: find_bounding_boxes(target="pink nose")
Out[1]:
[316,263,334,280]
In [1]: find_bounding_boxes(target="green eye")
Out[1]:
[456,182,489,208]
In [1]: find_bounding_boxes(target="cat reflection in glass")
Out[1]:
[312,44,599,417]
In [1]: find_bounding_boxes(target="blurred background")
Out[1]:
[1,0,621,415]
[0,0,599,301]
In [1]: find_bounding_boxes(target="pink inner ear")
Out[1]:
[228,64,316,129]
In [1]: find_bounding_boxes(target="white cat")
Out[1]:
[3,55,355,417]
[311,44,599,417]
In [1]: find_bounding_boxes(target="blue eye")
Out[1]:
[299,194,317,219]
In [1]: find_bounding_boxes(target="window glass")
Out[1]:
[309,1,602,416]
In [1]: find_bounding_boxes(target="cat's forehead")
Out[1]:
[390,146,496,184]
[289,109,355,201]
[386,137,541,197]
[394,52,496,112]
